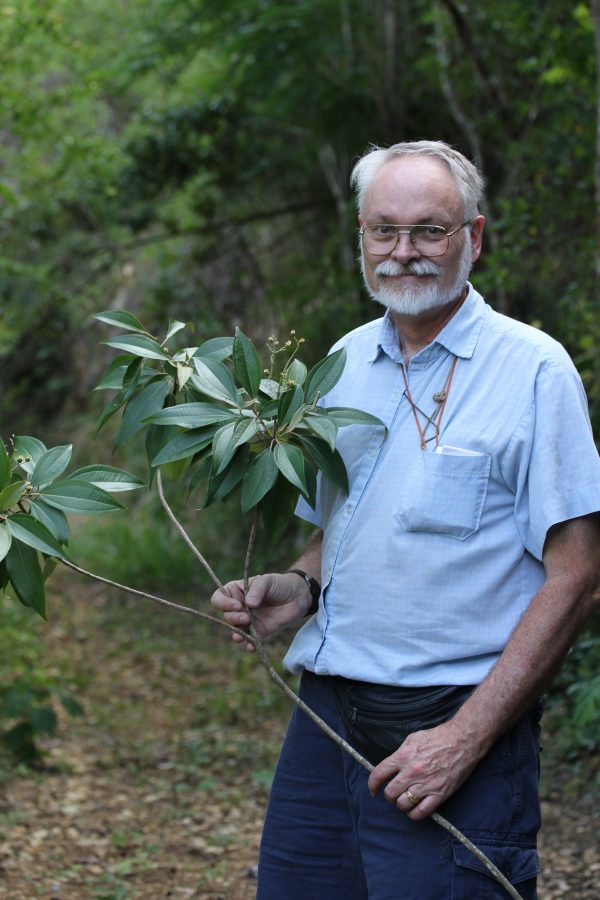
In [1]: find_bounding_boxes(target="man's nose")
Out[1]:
[390,231,421,262]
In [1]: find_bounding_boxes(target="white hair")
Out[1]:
[351,140,485,220]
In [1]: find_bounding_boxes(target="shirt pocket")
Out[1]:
[396,451,491,540]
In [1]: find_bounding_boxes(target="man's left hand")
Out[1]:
[367,719,484,820]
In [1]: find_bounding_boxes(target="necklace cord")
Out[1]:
[400,355,458,450]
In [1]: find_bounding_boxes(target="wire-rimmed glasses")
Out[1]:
[360,221,471,257]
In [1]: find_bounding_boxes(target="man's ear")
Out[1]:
[470,215,485,263]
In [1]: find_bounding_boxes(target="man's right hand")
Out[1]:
[210,572,313,652]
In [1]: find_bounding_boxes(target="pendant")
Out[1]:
[432,390,447,403]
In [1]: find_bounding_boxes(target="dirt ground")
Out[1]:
[0,582,597,899]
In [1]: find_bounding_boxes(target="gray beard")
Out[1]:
[360,238,473,316]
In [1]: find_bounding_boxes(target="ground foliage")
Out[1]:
[0,580,597,899]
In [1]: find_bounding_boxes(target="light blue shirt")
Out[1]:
[285,286,600,686]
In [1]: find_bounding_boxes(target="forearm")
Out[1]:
[289,528,323,584]
[452,564,599,757]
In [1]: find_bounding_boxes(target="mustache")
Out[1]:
[374,259,440,277]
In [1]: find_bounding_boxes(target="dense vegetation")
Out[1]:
[0,1,599,765]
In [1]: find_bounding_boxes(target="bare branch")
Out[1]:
[437,0,514,135]
[59,558,256,646]
[433,6,507,313]
[156,470,223,591]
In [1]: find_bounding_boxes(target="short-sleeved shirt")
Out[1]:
[285,286,600,686]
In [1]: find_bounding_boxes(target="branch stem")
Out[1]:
[156,470,223,590]
[59,558,255,646]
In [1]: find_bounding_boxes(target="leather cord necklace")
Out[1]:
[400,355,458,450]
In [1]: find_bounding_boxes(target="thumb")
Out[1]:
[245,574,270,608]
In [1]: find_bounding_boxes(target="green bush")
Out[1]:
[0,593,83,766]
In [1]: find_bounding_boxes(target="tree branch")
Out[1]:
[61,547,523,899]
[437,0,515,137]
[156,470,223,591]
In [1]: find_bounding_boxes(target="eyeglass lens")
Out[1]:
[362,225,449,257]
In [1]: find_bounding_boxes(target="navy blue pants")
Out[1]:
[258,672,542,899]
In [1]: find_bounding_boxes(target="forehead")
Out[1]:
[363,157,464,222]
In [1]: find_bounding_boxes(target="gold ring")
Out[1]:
[405,789,420,806]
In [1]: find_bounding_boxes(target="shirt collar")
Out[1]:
[369,283,486,364]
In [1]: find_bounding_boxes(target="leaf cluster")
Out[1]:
[94,310,384,534]
[0,435,143,618]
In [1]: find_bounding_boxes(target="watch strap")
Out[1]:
[288,568,321,616]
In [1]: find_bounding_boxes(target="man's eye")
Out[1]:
[372,225,394,237]
[414,226,446,240]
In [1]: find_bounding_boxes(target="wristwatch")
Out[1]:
[288,568,321,616]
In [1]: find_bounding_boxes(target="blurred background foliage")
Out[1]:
[0,0,599,763]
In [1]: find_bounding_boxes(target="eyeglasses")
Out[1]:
[359,221,471,258]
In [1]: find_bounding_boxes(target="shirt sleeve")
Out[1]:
[505,359,600,560]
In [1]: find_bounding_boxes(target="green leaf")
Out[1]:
[31,445,72,488]
[322,407,386,428]
[116,377,172,445]
[286,358,308,386]
[212,421,237,474]
[0,523,12,562]
[94,390,126,436]
[214,416,260,475]
[151,426,221,466]
[0,441,11,491]
[6,514,67,560]
[259,378,280,399]
[94,355,133,391]
[0,560,8,590]
[278,384,304,426]
[187,454,213,496]
[40,480,123,516]
[165,318,187,343]
[177,364,194,390]
[67,465,144,492]
[296,434,349,494]
[305,347,347,402]
[191,357,239,405]
[160,457,190,482]
[145,402,236,429]
[303,458,318,509]
[5,540,46,618]
[94,309,146,332]
[259,475,299,540]
[233,327,262,396]
[205,446,249,506]
[241,448,278,513]
[0,481,27,511]
[122,356,144,399]
[297,413,338,451]
[104,334,168,361]
[193,336,234,362]
[29,500,70,545]
[274,443,309,496]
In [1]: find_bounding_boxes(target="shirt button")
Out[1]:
[368,448,377,458]
[345,503,353,514]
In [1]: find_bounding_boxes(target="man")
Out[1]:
[211,141,600,899]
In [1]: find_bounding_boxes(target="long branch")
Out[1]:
[62,550,523,900]
[130,481,524,899]
[59,558,254,645]
[156,470,223,590]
